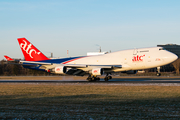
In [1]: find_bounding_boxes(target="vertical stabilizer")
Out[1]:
[17,38,50,61]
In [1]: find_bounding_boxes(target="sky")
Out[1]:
[0,0,180,60]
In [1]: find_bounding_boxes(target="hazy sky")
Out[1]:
[1,0,180,60]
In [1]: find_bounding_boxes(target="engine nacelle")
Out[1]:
[121,70,137,74]
[91,68,104,75]
[54,66,67,74]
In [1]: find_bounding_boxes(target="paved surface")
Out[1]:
[1,76,180,85]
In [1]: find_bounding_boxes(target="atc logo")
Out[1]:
[20,40,40,58]
[93,70,98,73]
[56,68,61,72]
[132,55,145,62]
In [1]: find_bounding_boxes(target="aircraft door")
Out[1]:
[133,48,138,55]
[132,50,146,69]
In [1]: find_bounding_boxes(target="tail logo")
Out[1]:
[20,40,40,58]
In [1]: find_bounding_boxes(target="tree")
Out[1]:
[171,58,180,74]
[0,59,50,76]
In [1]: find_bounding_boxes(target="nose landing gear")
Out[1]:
[156,67,161,76]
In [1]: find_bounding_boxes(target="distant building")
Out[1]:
[157,44,180,58]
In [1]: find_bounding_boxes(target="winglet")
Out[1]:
[4,55,14,61]
[17,38,50,61]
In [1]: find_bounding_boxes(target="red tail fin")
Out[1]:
[17,38,50,61]
[4,55,14,61]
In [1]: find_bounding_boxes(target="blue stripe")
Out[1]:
[22,56,84,71]
[38,56,83,64]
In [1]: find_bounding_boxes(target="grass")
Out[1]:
[0,84,180,119]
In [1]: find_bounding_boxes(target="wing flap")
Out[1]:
[88,65,122,69]
[20,60,52,65]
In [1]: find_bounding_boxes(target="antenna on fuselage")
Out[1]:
[96,44,101,52]
[67,50,69,57]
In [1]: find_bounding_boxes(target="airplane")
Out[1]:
[4,38,178,81]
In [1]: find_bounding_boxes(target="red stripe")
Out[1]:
[62,57,86,64]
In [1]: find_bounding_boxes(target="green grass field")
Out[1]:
[0,83,180,119]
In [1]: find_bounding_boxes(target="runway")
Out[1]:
[1,76,180,85]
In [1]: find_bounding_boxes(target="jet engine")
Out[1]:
[47,66,67,74]
[91,68,104,75]
[54,66,67,74]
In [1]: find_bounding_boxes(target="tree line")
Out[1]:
[0,60,50,76]
[0,59,180,76]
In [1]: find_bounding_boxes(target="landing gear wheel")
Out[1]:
[104,77,109,81]
[87,75,100,82]
[108,76,112,80]
[92,77,95,81]
[96,77,100,81]
[104,73,112,81]
[157,73,161,76]
[156,67,161,76]
[87,77,92,82]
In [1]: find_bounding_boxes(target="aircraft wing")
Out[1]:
[2,59,123,76]
[19,60,122,68]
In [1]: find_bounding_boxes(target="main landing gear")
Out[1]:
[156,66,161,76]
[87,75,100,82]
[104,73,112,81]
[87,74,113,82]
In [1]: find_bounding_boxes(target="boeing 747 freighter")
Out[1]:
[4,38,178,81]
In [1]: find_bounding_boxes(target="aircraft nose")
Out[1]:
[164,52,178,63]
[172,53,178,61]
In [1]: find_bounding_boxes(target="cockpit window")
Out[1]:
[159,48,166,50]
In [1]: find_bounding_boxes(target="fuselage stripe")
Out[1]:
[62,57,85,64]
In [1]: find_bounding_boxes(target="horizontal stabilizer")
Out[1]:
[4,55,14,61]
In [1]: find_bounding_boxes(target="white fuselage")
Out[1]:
[64,47,178,72]
[16,38,178,79]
